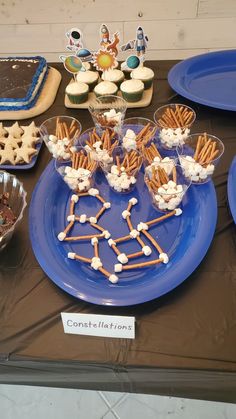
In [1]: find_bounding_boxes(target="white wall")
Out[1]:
[0,0,236,61]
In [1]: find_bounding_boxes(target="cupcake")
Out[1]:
[120,79,144,102]
[101,69,125,88]
[131,67,154,89]
[65,82,89,104]
[76,70,99,91]
[94,81,118,97]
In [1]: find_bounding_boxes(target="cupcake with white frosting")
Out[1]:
[76,70,99,91]
[65,82,89,104]
[120,79,144,102]
[101,69,125,88]
[94,81,118,97]
[131,66,154,89]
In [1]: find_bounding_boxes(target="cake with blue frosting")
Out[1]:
[0,56,48,111]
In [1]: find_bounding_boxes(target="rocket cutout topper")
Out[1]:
[121,26,148,69]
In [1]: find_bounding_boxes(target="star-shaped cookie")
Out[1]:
[5,122,24,139]
[0,144,16,165]
[14,145,37,164]
[21,121,39,137]
[0,123,7,137]
[0,135,22,149]
[21,135,39,148]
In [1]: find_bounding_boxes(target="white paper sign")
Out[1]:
[61,313,135,339]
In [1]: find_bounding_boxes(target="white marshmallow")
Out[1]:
[88,188,99,196]
[89,217,97,224]
[175,208,183,216]
[103,202,111,209]
[102,230,111,239]
[129,197,138,205]
[122,210,131,219]
[142,246,152,256]
[67,215,75,222]
[71,194,79,203]
[57,232,66,241]
[109,274,119,284]
[68,252,76,259]
[129,229,140,239]
[137,222,149,231]
[79,214,87,223]
[91,237,98,245]
[108,239,116,247]
[91,257,103,270]
[114,263,123,273]
[159,253,169,264]
[117,253,128,264]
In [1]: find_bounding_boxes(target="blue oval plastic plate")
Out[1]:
[168,50,236,111]
[29,161,217,306]
[227,156,236,223]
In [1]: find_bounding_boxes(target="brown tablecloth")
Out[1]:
[0,61,236,403]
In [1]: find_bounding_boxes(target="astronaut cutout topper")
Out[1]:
[66,28,83,53]
[121,26,148,63]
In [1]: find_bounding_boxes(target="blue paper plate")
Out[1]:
[0,138,43,170]
[168,50,236,111]
[29,160,217,306]
[227,156,236,223]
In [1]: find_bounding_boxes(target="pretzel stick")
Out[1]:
[141,230,164,254]
[64,233,105,241]
[95,206,106,220]
[94,241,99,258]
[63,221,74,235]
[146,210,177,226]
[172,166,177,183]
[122,258,162,270]
[74,254,92,263]
[127,250,145,259]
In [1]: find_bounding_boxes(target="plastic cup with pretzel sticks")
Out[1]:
[154,104,196,150]
[101,146,143,194]
[55,146,98,193]
[79,126,120,170]
[144,163,191,212]
[121,117,158,153]
[88,95,127,134]
[140,140,177,178]
[177,132,224,184]
[40,116,82,161]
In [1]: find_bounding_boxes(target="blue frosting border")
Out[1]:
[0,56,48,111]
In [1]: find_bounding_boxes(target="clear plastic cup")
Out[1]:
[88,95,127,132]
[101,146,142,194]
[0,171,27,251]
[55,147,97,192]
[121,117,158,151]
[177,133,224,184]
[40,116,82,161]
[154,104,196,150]
[145,164,191,212]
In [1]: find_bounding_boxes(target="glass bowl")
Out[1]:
[55,148,97,192]
[88,95,127,132]
[40,116,82,161]
[101,146,142,194]
[145,164,191,212]
[0,171,27,251]
[154,104,196,150]
[79,127,120,168]
[177,133,224,184]
[121,117,158,151]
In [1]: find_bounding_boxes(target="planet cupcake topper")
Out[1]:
[59,54,86,80]
[100,24,120,57]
